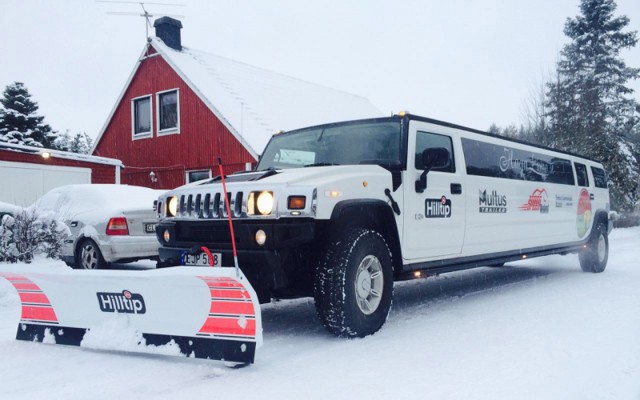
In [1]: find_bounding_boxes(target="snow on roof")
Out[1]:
[150,37,383,156]
[0,141,122,167]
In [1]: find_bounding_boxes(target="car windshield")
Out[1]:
[256,121,402,170]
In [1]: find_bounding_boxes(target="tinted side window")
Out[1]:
[575,163,589,187]
[591,166,608,189]
[461,138,575,185]
[415,131,455,173]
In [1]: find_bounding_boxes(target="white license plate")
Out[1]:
[182,252,222,267]
[145,223,157,233]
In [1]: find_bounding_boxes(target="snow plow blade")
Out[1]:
[0,265,262,364]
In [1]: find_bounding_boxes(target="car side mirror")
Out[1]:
[415,147,450,193]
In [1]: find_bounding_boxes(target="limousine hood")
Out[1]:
[174,165,393,193]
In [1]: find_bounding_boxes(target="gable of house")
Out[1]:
[91,19,382,188]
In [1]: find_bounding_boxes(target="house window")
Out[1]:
[157,89,180,135]
[131,95,152,139]
[186,169,211,183]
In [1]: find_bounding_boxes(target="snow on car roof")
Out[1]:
[33,184,165,223]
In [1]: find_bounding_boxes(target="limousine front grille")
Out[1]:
[174,191,245,219]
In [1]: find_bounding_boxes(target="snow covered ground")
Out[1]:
[1,227,639,400]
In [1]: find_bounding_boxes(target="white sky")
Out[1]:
[1,0,639,139]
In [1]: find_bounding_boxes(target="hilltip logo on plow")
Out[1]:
[97,290,147,314]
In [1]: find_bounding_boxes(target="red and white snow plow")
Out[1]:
[0,265,262,364]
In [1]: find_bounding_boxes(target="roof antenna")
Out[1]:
[99,1,185,41]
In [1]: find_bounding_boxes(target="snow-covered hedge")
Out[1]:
[0,209,70,263]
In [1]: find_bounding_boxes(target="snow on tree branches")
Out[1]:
[0,82,56,148]
[0,82,94,154]
[545,0,640,212]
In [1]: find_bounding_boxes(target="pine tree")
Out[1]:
[0,82,57,148]
[53,130,93,154]
[545,0,640,212]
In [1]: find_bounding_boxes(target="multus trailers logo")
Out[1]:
[425,196,452,218]
[97,290,147,314]
[479,190,507,213]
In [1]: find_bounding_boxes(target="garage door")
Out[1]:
[0,161,91,206]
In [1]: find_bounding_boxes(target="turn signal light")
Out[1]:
[106,217,129,236]
[288,196,306,210]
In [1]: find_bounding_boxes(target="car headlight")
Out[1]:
[167,196,178,217]
[256,191,274,215]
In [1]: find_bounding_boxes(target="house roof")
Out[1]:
[92,37,383,158]
[1,141,123,167]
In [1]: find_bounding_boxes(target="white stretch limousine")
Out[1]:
[155,113,611,337]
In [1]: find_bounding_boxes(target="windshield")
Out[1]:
[257,121,402,170]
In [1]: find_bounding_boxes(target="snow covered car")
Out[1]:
[32,184,164,269]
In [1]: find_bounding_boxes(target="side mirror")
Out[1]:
[415,147,450,193]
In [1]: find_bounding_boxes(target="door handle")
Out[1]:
[450,183,462,195]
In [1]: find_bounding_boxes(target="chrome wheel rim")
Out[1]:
[597,235,606,264]
[81,243,99,269]
[354,255,384,315]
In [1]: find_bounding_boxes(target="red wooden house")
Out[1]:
[91,17,382,189]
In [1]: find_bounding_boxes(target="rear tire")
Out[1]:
[76,239,107,270]
[579,223,608,273]
[314,228,393,338]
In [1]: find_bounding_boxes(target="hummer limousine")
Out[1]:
[155,113,611,338]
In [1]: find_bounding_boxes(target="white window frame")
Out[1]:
[131,94,153,140]
[185,169,212,183]
[156,88,180,136]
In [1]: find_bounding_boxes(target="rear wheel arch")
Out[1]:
[593,210,608,230]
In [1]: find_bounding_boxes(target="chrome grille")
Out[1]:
[176,191,244,219]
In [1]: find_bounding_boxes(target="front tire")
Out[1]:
[76,239,107,270]
[314,228,393,338]
[579,223,608,273]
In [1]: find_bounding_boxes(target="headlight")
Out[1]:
[256,191,274,215]
[167,196,178,217]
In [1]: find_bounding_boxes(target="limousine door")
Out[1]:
[403,123,466,260]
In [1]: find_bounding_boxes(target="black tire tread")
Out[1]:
[578,223,608,273]
[314,228,393,338]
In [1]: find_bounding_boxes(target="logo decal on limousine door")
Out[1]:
[577,189,592,238]
[520,188,549,214]
[425,196,451,218]
[479,190,507,213]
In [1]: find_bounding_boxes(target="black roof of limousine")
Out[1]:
[276,113,600,164]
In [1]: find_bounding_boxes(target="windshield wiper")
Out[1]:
[303,162,340,167]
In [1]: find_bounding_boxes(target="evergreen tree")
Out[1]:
[545,0,640,212]
[69,132,93,154]
[0,82,57,148]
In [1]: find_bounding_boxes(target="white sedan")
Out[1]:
[32,184,165,269]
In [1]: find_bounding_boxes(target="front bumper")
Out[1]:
[156,218,321,300]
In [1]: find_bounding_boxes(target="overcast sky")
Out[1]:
[1,0,639,140]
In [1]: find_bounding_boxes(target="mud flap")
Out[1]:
[0,265,262,364]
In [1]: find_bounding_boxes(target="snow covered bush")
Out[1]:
[0,209,69,263]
